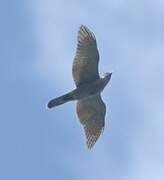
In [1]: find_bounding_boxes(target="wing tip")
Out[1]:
[78,25,96,41]
[85,127,104,149]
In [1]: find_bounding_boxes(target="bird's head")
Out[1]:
[100,72,112,89]
[102,72,112,81]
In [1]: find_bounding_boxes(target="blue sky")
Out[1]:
[1,0,164,179]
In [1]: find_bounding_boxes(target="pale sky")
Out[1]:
[1,0,164,180]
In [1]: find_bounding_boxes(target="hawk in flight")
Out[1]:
[48,25,112,149]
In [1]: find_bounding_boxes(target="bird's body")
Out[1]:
[48,74,111,107]
[48,25,112,149]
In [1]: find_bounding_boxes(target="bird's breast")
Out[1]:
[72,78,106,100]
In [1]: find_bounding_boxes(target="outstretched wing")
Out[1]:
[76,94,106,149]
[72,25,100,87]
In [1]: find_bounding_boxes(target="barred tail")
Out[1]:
[47,92,74,108]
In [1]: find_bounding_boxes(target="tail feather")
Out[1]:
[47,93,74,108]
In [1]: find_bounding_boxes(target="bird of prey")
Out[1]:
[48,25,112,149]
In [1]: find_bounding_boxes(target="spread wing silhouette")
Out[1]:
[72,25,100,87]
[76,94,106,149]
[48,25,111,149]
